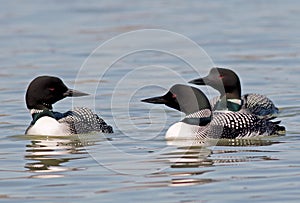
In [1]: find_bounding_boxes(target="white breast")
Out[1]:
[165,122,200,140]
[26,116,69,136]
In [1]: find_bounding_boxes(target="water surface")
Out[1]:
[1,1,300,202]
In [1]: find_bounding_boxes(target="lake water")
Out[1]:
[1,1,300,202]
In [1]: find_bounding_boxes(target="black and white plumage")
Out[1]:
[141,84,284,139]
[198,111,283,139]
[241,93,278,117]
[189,67,279,118]
[53,107,112,134]
[25,76,113,135]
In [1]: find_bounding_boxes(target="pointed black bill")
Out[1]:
[63,89,89,97]
[189,78,206,85]
[141,96,167,104]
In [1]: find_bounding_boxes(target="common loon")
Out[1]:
[189,67,279,118]
[141,84,284,139]
[25,76,113,135]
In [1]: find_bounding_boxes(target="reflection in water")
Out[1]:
[24,134,102,177]
[153,138,282,187]
[162,145,213,168]
[164,138,278,167]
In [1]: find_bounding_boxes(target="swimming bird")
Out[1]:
[141,84,284,139]
[189,68,279,118]
[25,76,113,135]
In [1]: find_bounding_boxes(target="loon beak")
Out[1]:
[63,89,89,97]
[141,95,167,104]
[189,78,206,85]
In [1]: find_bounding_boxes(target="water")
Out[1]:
[1,0,300,202]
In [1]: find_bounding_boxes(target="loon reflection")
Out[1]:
[24,135,107,175]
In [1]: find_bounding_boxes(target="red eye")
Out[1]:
[219,74,224,78]
[172,94,177,99]
[48,87,55,91]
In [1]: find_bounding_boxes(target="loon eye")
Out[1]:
[48,87,55,91]
[172,94,177,99]
[219,74,224,78]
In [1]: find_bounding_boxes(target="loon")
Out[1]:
[25,76,113,135]
[189,67,279,118]
[141,84,284,139]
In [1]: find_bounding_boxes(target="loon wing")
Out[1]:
[242,93,279,118]
[57,107,113,134]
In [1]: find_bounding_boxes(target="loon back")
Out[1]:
[242,94,279,118]
[57,107,113,134]
[210,93,279,118]
[202,111,284,139]
[167,111,285,140]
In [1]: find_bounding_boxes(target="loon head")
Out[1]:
[141,84,212,116]
[26,76,89,110]
[189,67,241,99]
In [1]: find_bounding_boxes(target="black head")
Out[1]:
[26,76,88,110]
[189,67,241,99]
[141,84,211,115]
